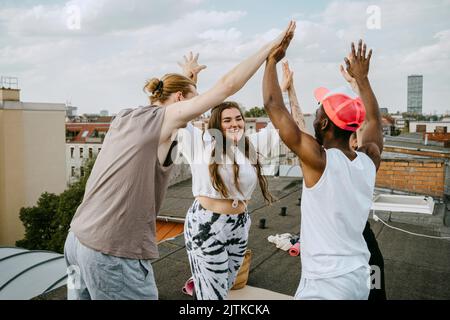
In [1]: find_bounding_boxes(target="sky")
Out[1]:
[1,0,450,115]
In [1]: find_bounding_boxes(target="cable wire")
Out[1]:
[372,212,450,240]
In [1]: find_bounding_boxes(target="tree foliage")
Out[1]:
[244,106,267,118]
[15,193,60,250]
[16,158,96,253]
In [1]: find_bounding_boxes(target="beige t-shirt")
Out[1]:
[70,106,173,259]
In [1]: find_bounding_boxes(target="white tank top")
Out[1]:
[300,148,376,279]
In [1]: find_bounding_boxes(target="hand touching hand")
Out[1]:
[268,21,296,63]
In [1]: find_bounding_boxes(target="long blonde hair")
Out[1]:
[207,102,274,204]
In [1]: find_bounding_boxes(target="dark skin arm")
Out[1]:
[263,32,325,188]
[344,40,383,171]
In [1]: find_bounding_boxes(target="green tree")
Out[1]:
[16,193,60,250]
[430,115,439,122]
[16,158,96,253]
[48,158,94,253]
[244,106,267,118]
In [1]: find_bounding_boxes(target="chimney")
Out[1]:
[0,76,20,102]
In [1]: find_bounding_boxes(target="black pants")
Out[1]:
[363,222,387,300]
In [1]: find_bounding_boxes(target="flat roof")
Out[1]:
[35,177,450,300]
[0,101,66,111]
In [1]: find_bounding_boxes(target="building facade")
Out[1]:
[407,75,423,114]
[391,114,406,130]
[65,123,110,185]
[409,121,450,134]
[0,87,66,245]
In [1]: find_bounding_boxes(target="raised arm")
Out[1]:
[344,40,383,169]
[281,60,307,132]
[160,21,297,143]
[263,32,324,171]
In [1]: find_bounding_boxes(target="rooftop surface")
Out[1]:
[35,177,450,300]
[385,135,449,153]
[154,177,450,300]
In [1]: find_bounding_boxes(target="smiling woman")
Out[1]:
[206,101,273,204]
[178,97,284,300]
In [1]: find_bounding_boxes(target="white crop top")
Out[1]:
[177,122,279,205]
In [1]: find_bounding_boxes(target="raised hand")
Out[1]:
[340,59,360,96]
[268,21,296,63]
[177,52,207,84]
[344,40,372,83]
[343,40,383,166]
[281,60,294,92]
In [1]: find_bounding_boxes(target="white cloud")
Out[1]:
[198,28,242,42]
[1,0,449,115]
[0,0,206,37]
[403,30,450,65]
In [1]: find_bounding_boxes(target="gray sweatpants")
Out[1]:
[64,231,158,300]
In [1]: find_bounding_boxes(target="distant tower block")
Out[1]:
[407,75,423,115]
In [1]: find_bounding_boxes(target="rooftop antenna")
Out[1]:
[0,76,19,89]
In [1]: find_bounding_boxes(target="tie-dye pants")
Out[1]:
[184,199,251,300]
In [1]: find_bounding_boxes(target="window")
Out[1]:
[80,148,84,158]
[416,125,426,133]
[89,148,93,159]
[70,147,74,158]
[80,166,85,177]
[71,166,75,177]
[66,130,80,140]
[435,126,447,134]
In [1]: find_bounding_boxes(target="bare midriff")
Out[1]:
[196,196,247,215]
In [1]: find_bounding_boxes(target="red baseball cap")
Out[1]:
[314,86,366,132]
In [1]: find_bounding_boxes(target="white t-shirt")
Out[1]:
[300,148,376,279]
[177,122,279,203]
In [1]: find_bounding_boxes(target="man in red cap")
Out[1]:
[263,38,383,299]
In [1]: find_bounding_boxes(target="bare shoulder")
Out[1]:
[300,143,327,188]
[358,142,382,171]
